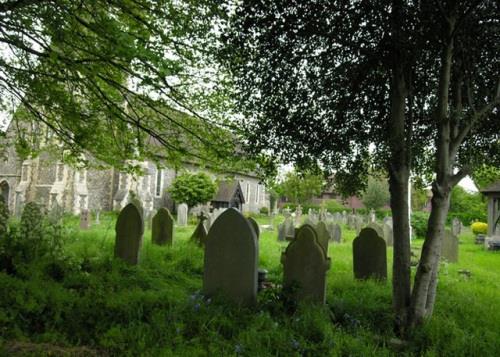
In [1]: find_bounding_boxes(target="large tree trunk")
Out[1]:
[389,0,412,336]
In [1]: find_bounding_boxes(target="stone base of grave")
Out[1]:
[487,237,500,251]
[475,234,485,244]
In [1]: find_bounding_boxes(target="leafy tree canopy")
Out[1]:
[277,170,324,205]
[362,176,390,211]
[168,172,217,208]
[471,165,500,190]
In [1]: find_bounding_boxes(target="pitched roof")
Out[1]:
[212,180,245,203]
[480,181,500,195]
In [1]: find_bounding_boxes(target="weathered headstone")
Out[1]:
[278,216,295,241]
[203,208,258,306]
[295,205,302,226]
[451,218,462,237]
[383,222,393,247]
[152,207,174,246]
[331,223,342,243]
[354,216,363,234]
[114,203,144,265]
[281,224,331,304]
[177,203,188,226]
[315,221,330,255]
[248,217,260,238]
[441,230,459,263]
[341,211,347,225]
[191,212,208,246]
[369,209,376,223]
[80,209,90,230]
[366,222,384,238]
[353,227,387,280]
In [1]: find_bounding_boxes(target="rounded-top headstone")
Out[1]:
[353,227,387,280]
[248,217,260,238]
[152,207,174,246]
[115,203,144,265]
[315,221,330,255]
[203,208,258,306]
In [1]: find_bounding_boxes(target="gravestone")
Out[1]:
[369,209,376,223]
[48,200,63,224]
[331,223,342,243]
[319,207,327,221]
[341,211,347,225]
[203,208,258,306]
[152,207,174,246]
[353,227,387,280]
[278,216,295,241]
[191,212,208,246]
[177,203,188,226]
[281,224,331,304]
[295,205,302,226]
[354,217,363,234]
[248,217,260,238]
[315,221,330,255]
[366,222,384,239]
[80,209,90,230]
[95,208,101,225]
[441,230,458,263]
[383,222,393,247]
[451,218,462,237]
[115,203,144,265]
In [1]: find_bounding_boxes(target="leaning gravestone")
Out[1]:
[383,222,393,247]
[115,203,144,265]
[177,203,188,226]
[203,208,258,306]
[441,230,458,263]
[315,221,330,255]
[451,218,462,237]
[248,217,260,239]
[152,207,174,246]
[281,224,331,304]
[191,212,208,246]
[80,209,90,230]
[353,227,387,280]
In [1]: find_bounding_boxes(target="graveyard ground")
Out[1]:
[0,214,499,356]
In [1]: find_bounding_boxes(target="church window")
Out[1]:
[155,168,163,197]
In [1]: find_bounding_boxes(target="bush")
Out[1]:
[411,211,430,239]
[323,199,345,213]
[259,206,269,215]
[471,222,487,235]
[448,187,487,225]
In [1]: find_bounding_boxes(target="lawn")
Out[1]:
[0,213,499,356]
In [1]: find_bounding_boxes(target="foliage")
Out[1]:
[362,177,390,211]
[449,187,487,225]
[278,170,324,205]
[259,206,269,215]
[471,222,488,235]
[168,172,217,208]
[0,195,9,237]
[324,199,345,213]
[471,165,500,190]
[412,186,429,212]
[411,211,430,239]
[0,0,241,171]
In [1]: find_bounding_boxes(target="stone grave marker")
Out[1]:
[441,230,459,263]
[203,208,258,306]
[278,216,295,241]
[315,221,330,255]
[248,217,260,238]
[451,218,462,237]
[114,203,144,265]
[369,209,376,223]
[152,207,174,246]
[80,209,90,230]
[191,212,208,246]
[281,224,331,304]
[383,222,393,247]
[177,203,188,226]
[353,227,387,280]
[366,222,384,238]
[295,205,302,226]
[331,223,342,243]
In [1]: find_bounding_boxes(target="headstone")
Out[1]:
[191,212,208,246]
[95,208,101,225]
[114,203,144,265]
[383,222,393,247]
[248,217,260,238]
[48,200,63,225]
[315,221,330,255]
[278,216,295,241]
[383,216,392,226]
[487,236,500,251]
[203,208,258,306]
[369,209,376,223]
[441,230,458,263]
[152,207,174,246]
[281,224,331,304]
[331,223,342,243]
[366,222,384,238]
[451,218,462,237]
[295,205,302,226]
[341,211,347,225]
[354,216,363,234]
[353,227,387,280]
[319,207,327,221]
[80,209,90,230]
[177,203,188,226]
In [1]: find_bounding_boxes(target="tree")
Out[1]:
[471,165,500,190]
[362,177,390,211]
[278,170,324,205]
[0,0,237,171]
[222,0,499,334]
[168,172,217,208]
[449,186,486,224]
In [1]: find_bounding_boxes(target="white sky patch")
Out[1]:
[458,175,478,192]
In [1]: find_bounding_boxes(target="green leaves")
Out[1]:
[168,172,217,208]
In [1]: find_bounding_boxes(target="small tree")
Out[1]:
[168,172,217,208]
[279,170,324,205]
[362,177,390,211]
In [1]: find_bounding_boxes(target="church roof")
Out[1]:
[212,180,245,204]
[480,181,500,195]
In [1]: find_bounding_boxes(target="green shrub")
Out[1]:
[471,222,487,235]
[412,211,429,239]
[323,199,345,213]
[259,206,269,215]
[0,195,9,237]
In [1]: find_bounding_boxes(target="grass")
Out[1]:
[0,213,499,356]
